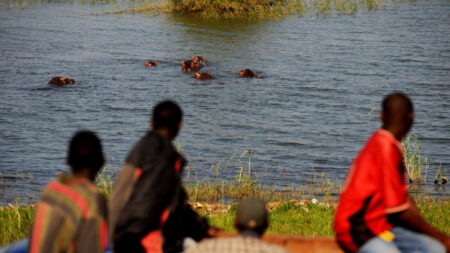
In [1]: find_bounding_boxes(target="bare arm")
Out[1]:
[388,195,450,251]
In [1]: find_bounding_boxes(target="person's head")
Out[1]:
[151,100,183,140]
[234,197,269,237]
[381,92,414,140]
[67,130,105,180]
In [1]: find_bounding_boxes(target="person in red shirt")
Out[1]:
[334,93,449,253]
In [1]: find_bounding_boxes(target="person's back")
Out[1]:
[185,197,288,253]
[333,93,448,253]
[334,128,406,250]
[29,131,108,253]
[110,101,210,253]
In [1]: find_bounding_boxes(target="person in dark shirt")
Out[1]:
[110,100,211,253]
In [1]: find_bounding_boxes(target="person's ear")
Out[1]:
[150,120,155,127]
[178,122,183,130]
[379,112,385,122]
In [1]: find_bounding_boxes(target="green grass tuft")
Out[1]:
[0,205,34,246]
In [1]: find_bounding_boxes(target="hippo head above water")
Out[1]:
[145,61,158,67]
[181,60,203,72]
[49,76,75,86]
[194,72,213,80]
[239,69,256,78]
[191,56,206,64]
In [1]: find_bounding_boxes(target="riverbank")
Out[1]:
[1,186,448,246]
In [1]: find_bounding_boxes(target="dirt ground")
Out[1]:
[214,233,342,253]
[263,235,343,253]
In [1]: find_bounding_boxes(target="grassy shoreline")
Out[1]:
[1,137,448,245]
[1,183,449,246]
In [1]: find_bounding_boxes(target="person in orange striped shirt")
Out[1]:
[29,131,108,253]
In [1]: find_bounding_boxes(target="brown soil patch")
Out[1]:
[263,235,343,253]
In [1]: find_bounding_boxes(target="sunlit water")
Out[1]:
[0,1,449,204]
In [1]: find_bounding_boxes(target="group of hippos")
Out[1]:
[48,56,256,86]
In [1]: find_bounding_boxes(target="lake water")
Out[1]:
[0,0,449,204]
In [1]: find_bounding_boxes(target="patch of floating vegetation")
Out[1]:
[0,0,417,19]
[104,0,389,19]
[106,0,417,19]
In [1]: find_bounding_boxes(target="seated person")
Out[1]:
[110,101,211,253]
[28,131,108,253]
[185,197,288,253]
[334,93,449,253]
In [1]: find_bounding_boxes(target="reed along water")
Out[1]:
[0,1,449,204]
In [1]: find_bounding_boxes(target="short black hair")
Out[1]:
[382,92,414,118]
[152,100,183,131]
[68,130,104,172]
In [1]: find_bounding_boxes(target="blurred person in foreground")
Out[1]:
[28,131,108,253]
[334,93,449,253]
[185,197,288,253]
[109,100,213,253]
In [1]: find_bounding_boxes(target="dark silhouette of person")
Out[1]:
[29,131,108,253]
[110,101,211,253]
[334,93,449,253]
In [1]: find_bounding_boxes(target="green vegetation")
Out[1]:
[401,135,448,186]
[206,202,336,235]
[105,0,388,19]
[0,205,34,246]
[182,148,338,203]
[184,174,338,203]
[205,196,450,235]
[2,195,448,246]
[403,135,430,184]
[1,138,448,246]
[0,0,397,19]
[169,0,307,19]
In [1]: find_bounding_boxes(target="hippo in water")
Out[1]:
[194,72,212,80]
[239,69,256,78]
[48,76,75,86]
[145,61,158,67]
[191,56,206,64]
[181,60,203,72]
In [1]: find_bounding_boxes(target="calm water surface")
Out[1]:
[0,1,449,204]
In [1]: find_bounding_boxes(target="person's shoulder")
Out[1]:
[185,237,246,251]
[242,237,288,253]
[186,237,288,253]
[133,131,162,149]
[259,240,289,253]
[359,129,397,155]
[184,237,228,253]
[46,174,106,216]
[139,131,178,155]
